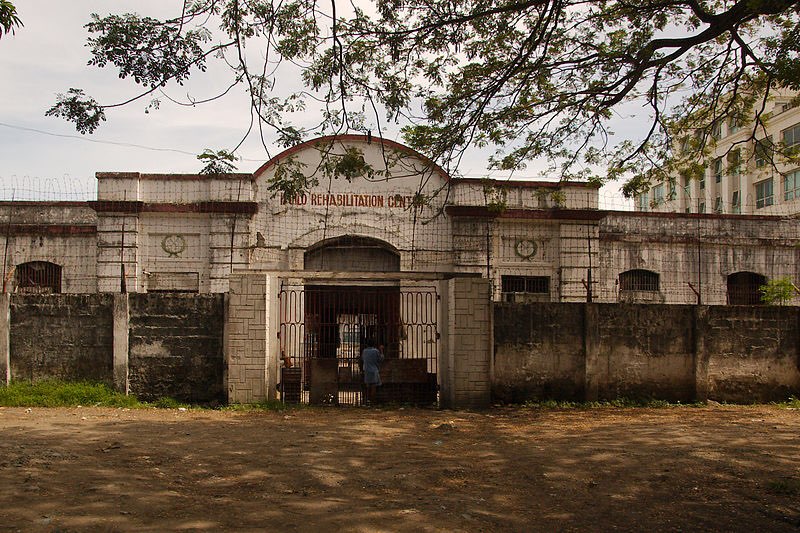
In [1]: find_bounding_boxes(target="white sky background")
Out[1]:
[0,1,633,208]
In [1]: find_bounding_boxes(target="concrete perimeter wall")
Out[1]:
[128,294,225,403]
[1,294,797,406]
[9,294,115,384]
[2,293,225,403]
[494,303,800,403]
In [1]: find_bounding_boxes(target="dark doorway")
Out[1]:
[727,271,767,305]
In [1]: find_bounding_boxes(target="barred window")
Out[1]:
[15,261,62,294]
[727,272,767,305]
[501,275,550,294]
[619,269,659,292]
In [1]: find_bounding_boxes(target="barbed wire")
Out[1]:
[0,179,795,306]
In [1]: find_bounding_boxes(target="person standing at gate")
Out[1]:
[361,338,384,405]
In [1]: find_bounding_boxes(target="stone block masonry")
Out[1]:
[494,302,800,403]
[225,272,276,404]
[128,293,225,403]
[9,294,115,384]
[442,277,492,408]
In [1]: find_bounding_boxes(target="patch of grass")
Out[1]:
[522,398,705,409]
[766,478,800,496]
[775,396,800,409]
[148,397,190,409]
[224,399,297,412]
[0,380,140,408]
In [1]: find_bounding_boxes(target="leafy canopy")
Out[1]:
[47,0,800,195]
[0,0,22,38]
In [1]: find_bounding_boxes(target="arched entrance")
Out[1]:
[15,261,62,293]
[303,235,400,272]
[278,237,438,406]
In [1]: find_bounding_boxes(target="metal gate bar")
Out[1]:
[278,284,439,406]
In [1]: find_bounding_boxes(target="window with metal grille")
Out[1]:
[727,149,742,179]
[755,178,774,209]
[15,261,62,293]
[501,275,550,294]
[784,170,800,201]
[782,123,800,148]
[618,269,659,292]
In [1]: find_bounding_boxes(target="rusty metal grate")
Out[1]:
[278,284,439,406]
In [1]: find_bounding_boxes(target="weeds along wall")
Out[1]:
[493,302,800,403]
[5,293,225,403]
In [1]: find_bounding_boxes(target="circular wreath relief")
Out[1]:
[514,239,538,260]
[161,234,187,257]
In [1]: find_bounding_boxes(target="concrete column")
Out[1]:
[112,293,129,394]
[442,277,491,409]
[225,272,276,403]
[0,294,9,385]
[693,305,710,401]
[583,304,600,401]
[437,279,451,408]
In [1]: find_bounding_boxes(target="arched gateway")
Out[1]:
[223,135,491,408]
[278,235,436,405]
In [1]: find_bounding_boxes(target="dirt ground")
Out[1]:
[0,405,798,532]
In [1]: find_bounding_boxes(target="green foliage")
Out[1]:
[47,0,800,195]
[224,399,292,411]
[320,146,374,182]
[776,396,800,408]
[481,178,508,213]
[522,398,703,409]
[267,155,316,200]
[0,0,21,38]
[197,148,239,175]
[150,397,190,409]
[85,13,211,88]
[0,380,139,408]
[45,89,106,135]
[760,277,797,306]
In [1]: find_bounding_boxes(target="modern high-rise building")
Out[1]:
[637,88,800,216]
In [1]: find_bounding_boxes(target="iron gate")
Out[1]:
[278,284,439,406]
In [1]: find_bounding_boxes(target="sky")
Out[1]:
[0,1,633,208]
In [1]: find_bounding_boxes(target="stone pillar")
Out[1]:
[693,305,710,401]
[583,304,600,401]
[112,293,130,394]
[0,294,9,385]
[225,272,279,403]
[441,277,492,409]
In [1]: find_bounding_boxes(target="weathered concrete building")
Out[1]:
[1,134,798,406]
[1,134,796,306]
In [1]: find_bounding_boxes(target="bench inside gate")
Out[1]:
[306,358,436,405]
